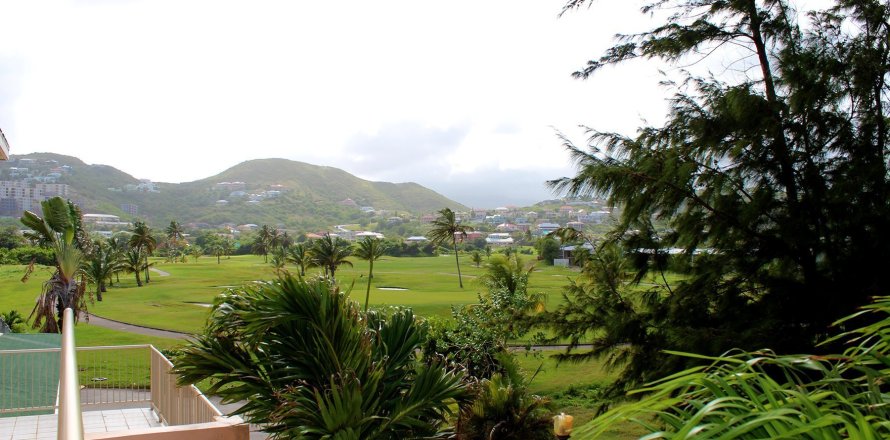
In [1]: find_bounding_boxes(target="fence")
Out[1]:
[150,346,222,426]
[1,342,221,427]
[0,346,61,416]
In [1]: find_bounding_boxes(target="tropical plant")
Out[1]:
[479,254,534,295]
[82,239,124,301]
[189,245,202,263]
[164,220,184,263]
[353,236,387,312]
[106,235,128,286]
[459,355,554,440]
[308,234,353,279]
[471,251,482,267]
[285,243,308,276]
[253,225,276,263]
[207,239,225,264]
[269,248,287,275]
[123,248,145,287]
[20,197,90,333]
[0,310,27,333]
[173,275,469,439]
[428,208,472,288]
[427,256,544,379]
[129,221,157,283]
[578,295,890,439]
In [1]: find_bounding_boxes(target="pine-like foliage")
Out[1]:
[546,0,890,391]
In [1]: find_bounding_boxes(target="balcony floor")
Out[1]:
[0,407,162,440]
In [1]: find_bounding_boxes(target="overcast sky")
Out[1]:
[0,0,743,207]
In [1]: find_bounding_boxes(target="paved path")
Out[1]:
[85,314,190,340]
[149,268,171,277]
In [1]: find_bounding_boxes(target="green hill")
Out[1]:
[0,154,466,230]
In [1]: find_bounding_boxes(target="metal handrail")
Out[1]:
[58,307,84,440]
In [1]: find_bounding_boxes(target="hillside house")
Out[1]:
[456,231,483,242]
[0,128,9,160]
[214,181,246,191]
[485,233,514,246]
[536,222,560,236]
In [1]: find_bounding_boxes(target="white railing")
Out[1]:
[58,307,84,440]
[1,320,226,435]
[150,346,223,426]
[0,346,61,415]
[77,345,152,409]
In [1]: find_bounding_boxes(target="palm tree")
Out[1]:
[308,234,353,279]
[254,225,276,263]
[269,248,287,275]
[123,248,145,287]
[285,243,308,276]
[222,237,235,259]
[0,310,27,333]
[165,220,184,263]
[428,208,473,288]
[480,254,535,295]
[129,221,157,283]
[83,240,123,301]
[173,275,468,439]
[471,251,483,267]
[20,197,90,333]
[189,245,203,263]
[208,240,225,264]
[459,372,554,440]
[353,237,387,312]
[106,235,128,286]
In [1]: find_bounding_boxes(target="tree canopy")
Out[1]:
[544,0,890,391]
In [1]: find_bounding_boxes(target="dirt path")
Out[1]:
[149,268,171,277]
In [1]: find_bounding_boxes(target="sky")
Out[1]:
[0,0,747,207]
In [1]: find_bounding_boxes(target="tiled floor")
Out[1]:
[0,407,162,440]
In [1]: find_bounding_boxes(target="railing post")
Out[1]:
[57,308,84,440]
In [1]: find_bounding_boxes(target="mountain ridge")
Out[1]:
[0,153,467,230]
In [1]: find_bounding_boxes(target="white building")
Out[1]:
[485,233,514,246]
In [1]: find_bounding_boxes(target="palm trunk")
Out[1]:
[364,259,374,312]
[135,270,142,287]
[453,240,463,288]
[141,246,151,284]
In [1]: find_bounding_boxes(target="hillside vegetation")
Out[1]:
[0,154,466,229]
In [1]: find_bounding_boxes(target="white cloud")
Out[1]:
[0,0,673,204]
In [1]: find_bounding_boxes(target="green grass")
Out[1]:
[8,254,579,334]
[1,255,662,438]
[516,353,650,439]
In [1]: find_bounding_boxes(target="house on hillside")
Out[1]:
[456,231,483,242]
[485,233,514,246]
[0,129,10,160]
[536,222,560,236]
